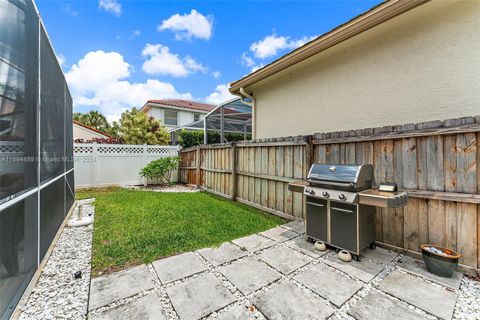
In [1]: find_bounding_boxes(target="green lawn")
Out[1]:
[76,187,285,275]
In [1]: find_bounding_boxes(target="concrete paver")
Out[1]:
[361,247,398,265]
[259,227,298,242]
[323,253,384,283]
[379,270,457,320]
[397,255,462,289]
[197,242,247,266]
[89,293,166,320]
[279,220,305,234]
[253,280,334,320]
[285,237,327,258]
[152,252,207,284]
[89,264,154,310]
[232,234,275,252]
[219,257,280,295]
[294,263,363,307]
[347,290,426,320]
[215,304,257,320]
[258,246,312,274]
[166,273,235,320]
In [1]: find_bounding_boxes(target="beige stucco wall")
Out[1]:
[73,123,109,140]
[251,1,480,138]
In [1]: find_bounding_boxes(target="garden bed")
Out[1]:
[76,187,285,276]
[123,183,199,193]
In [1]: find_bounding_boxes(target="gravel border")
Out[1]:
[18,202,94,320]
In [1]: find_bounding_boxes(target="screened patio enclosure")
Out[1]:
[0,0,74,318]
[170,97,252,144]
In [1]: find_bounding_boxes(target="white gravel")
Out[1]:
[18,202,94,320]
[453,276,480,320]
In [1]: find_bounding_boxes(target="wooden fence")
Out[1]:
[179,116,480,271]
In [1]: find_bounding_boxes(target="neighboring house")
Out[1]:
[1,1,74,319]
[73,120,111,141]
[140,99,216,131]
[229,0,480,138]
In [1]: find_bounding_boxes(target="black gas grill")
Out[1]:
[290,163,408,261]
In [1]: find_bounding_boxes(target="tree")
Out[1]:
[118,107,170,145]
[73,110,110,133]
[106,121,121,138]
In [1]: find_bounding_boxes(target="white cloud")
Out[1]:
[249,33,315,59]
[141,43,207,77]
[56,53,66,67]
[128,30,141,40]
[205,84,235,105]
[158,9,213,41]
[99,0,121,16]
[212,70,221,79]
[240,52,255,67]
[66,50,192,122]
[251,64,264,73]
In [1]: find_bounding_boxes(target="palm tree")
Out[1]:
[73,110,110,132]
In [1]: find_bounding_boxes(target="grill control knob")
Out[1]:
[322,191,330,198]
[309,189,315,195]
[338,194,347,201]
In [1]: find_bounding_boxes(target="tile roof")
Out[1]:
[146,99,217,112]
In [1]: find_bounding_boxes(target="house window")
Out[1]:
[194,113,200,122]
[164,110,178,126]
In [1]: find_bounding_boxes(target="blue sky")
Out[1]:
[36,0,381,121]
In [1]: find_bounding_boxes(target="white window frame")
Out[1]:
[164,110,178,126]
[193,113,200,122]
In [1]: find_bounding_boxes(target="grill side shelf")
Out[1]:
[288,180,308,193]
[358,189,408,208]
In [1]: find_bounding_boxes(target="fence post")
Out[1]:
[305,135,314,175]
[231,142,237,201]
[177,147,182,184]
[196,146,201,187]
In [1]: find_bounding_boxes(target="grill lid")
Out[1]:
[308,164,360,183]
[307,164,374,191]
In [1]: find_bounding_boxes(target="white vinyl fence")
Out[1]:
[74,143,180,188]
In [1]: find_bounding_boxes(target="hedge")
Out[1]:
[178,130,251,148]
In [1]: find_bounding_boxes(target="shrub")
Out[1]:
[179,130,252,148]
[139,156,179,185]
[178,130,204,148]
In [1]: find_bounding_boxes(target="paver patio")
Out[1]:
[231,234,275,252]
[88,224,465,320]
[152,252,207,284]
[197,242,247,266]
[258,245,312,274]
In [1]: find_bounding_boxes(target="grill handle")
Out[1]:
[306,202,325,208]
[307,180,354,189]
[331,207,354,214]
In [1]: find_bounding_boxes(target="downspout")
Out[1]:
[239,87,255,139]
